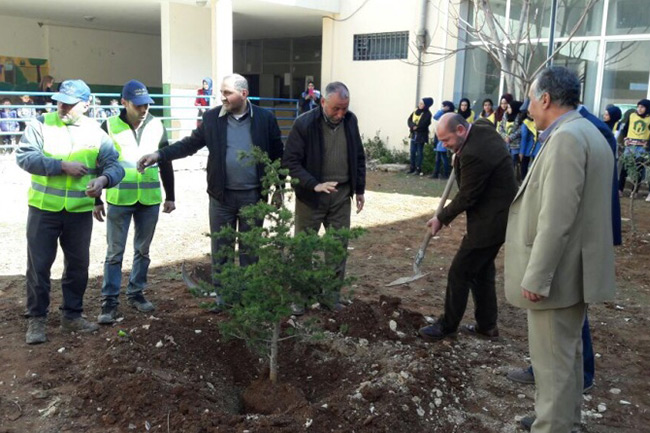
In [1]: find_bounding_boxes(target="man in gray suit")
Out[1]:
[504,66,616,432]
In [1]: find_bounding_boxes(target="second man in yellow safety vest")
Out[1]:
[93,80,176,324]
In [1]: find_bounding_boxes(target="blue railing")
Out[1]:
[0,91,299,150]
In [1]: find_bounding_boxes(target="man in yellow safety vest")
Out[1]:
[16,79,125,344]
[93,80,175,324]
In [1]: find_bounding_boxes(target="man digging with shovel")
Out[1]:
[418,113,517,342]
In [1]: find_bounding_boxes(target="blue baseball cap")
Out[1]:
[122,80,154,105]
[52,80,91,104]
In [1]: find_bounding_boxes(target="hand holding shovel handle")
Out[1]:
[413,169,456,274]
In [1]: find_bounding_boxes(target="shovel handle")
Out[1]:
[413,169,457,272]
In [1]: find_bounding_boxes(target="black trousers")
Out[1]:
[26,206,93,319]
[439,242,503,333]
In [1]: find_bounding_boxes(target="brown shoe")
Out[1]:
[462,324,499,340]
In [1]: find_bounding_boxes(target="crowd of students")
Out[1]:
[406,94,650,191]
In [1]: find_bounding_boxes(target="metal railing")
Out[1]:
[0,91,300,151]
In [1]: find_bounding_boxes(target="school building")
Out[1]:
[0,0,648,148]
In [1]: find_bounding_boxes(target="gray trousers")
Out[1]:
[294,183,351,282]
[26,207,93,319]
[209,189,262,287]
[529,302,586,433]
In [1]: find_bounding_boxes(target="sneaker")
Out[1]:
[26,316,47,344]
[126,294,155,312]
[506,368,535,385]
[97,304,120,324]
[406,169,415,174]
[60,317,99,333]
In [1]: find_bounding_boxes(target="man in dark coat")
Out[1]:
[419,113,517,341]
[137,74,283,297]
[282,81,366,309]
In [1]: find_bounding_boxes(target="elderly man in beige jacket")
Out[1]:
[504,66,616,433]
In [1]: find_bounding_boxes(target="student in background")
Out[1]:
[480,98,495,125]
[457,98,475,123]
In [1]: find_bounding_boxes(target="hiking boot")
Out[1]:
[97,304,120,324]
[60,317,99,333]
[126,294,155,312]
[26,316,47,345]
[506,368,535,385]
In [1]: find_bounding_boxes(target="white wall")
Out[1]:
[161,2,212,87]
[47,25,161,87]
[0,15,47,58]
[0,14,161,87]
[322,0,457,150]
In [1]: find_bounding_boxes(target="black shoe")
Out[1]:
[520,416,534,431]
[418,322,456,342]
[127,294,155,312]
[406,169,416,174]
[97,304,120,324]
[462,324,499,340]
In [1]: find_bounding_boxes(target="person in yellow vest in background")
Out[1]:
[619,99,650,200]
[16,79,125,345]
[93,80,175,324]
[479,98,496,125]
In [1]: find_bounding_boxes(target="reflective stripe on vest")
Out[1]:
[105,115,162,206]
[28,113,101,212]
[627,112,650,141]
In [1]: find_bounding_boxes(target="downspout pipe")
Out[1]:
[546,0,558,66]
[415,0,429,106]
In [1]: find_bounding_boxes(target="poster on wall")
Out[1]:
[0,56,50,88]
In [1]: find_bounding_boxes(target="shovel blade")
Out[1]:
[385,272,430,287]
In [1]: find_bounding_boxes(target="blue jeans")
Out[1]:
[409,140,425,172]
[528,314,594,388]
[434,151,450,178]
[101,203,159,303]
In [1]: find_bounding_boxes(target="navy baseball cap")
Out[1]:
[122,80,154,105]
[52,80,91,104]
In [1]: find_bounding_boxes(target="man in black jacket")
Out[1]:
[282,81,366,302]
[419,113,517,341]
[137,74,283,291]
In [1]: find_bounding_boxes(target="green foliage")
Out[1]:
[363,131,409,164]
[421,141,437,174]
[193,147,363,377]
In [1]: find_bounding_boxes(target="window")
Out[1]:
[608,0,650,35]
[353,31,408,61]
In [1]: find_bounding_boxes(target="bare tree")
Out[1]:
[418,0,599,98]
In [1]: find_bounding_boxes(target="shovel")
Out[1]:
[386,168,456,287]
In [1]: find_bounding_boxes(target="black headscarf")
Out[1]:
[506,100,523,122]
[637,99,650,118]
[604,105,622,130]
[457,98,472,120]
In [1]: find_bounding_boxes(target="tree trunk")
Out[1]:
[269,321,281,384]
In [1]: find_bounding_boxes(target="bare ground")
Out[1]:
[0,154,648,432]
